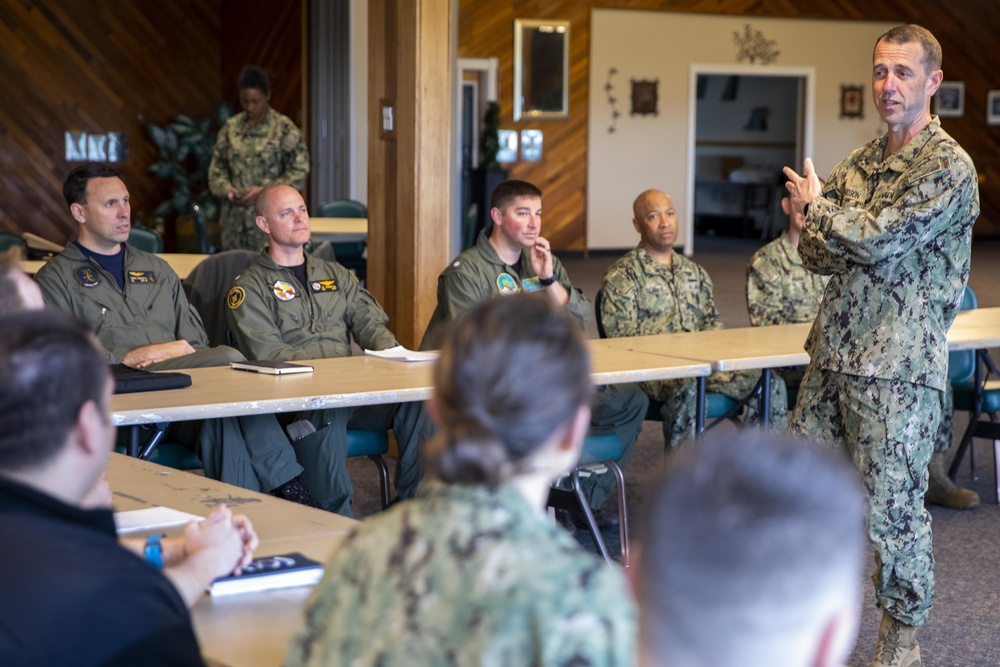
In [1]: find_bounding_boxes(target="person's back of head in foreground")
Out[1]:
[0,310,111,495]
[425,291,593,493]
[638,432,866,667]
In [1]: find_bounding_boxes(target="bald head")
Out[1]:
[633,189,671,221]
[632,189,678,256]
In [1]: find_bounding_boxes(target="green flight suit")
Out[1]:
[35,242,303,493]
[226,252,433,512]
[421,230,648,510]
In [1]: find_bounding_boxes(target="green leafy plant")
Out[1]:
[147,102,233,222]
[479,101,501,169]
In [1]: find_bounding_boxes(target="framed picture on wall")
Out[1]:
[934,81,965,118]
[840,85,863,118]
[988,90,1000,125]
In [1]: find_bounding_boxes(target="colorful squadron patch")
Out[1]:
[227,286,246,310]
[521,276,543,293]
[270,280,299,301]
[311,279,338,293]
[74,265,101,288]
[496,272,519,295]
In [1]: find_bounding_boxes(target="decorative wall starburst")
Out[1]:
[733,24,780,65]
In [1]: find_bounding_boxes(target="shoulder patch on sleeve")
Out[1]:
[604,267,636,297]
[227,286,246,309]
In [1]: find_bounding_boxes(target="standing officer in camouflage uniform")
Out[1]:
[600,189,787,450]
[421,180,648,515]
[208,65,310,252]
[783,25,979,667]
[749,191,977,510]
[226,185,433,515]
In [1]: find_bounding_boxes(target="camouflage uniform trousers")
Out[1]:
[642,369,788,449]
[935,382,954,454]
[790,365,936,627]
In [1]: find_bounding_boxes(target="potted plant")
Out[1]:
[147,102,233,252]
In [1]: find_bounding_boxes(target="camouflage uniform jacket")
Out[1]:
[35,243,210,364]
[208,108,310,250]
[286,482,636,667]
[800,116,979,391]
[420,229,590,349]
[600,245,721,337]
[745,231,828,327]
[226,252,396,361]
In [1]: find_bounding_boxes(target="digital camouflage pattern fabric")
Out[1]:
[745,231,828,328]
[208,108,310,251]
[790,116,979,627]
[286,483,636,667]
[601,246,787,448]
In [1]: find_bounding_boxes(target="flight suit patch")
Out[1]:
[127,271,157,284]
[270,281,299,301]
[311,279,338,293]
[521,276,543,292]
[227,286,246,309]
[496,273,519,295]
[75,266,101,288]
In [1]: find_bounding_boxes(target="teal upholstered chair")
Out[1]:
[948,286,1000,501]
[346,430,391,509]
[128,224,164,253]
[315,199,368,283]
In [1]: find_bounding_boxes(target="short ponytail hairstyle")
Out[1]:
[425,294,591,486]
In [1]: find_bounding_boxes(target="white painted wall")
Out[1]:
[588,9,895,251]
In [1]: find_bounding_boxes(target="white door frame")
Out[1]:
[685,63,815,255]
[453,57,498,257]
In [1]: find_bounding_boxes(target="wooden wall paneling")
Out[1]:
[369,0,452,348]
[0,0,221,244]
[460,0,1000,243]
[219,0,304,127]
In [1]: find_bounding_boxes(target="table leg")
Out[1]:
[696,375,706,438]
[760,368,771,431]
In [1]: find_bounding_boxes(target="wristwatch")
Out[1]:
[144,534,165,569]
[538,274,558,287]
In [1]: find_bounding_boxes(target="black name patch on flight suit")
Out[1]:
[311,279,338,293]
[75,266,101,287]
[127,271,157,284]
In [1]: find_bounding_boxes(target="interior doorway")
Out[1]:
[685,64,814,253]
[453,58,498,258]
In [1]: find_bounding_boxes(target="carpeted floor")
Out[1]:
[348,234,1000,667]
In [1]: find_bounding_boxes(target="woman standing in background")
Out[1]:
[209,65,309,251]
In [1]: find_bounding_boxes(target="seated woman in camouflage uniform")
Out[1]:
[286,294,636,667]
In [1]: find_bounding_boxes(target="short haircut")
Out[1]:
[875,24,942,73]
[63,162,123,208]
[425,293,592,486]
[238,65,270,95]
[490,179,542,212]
[0,311,110,471]
[639,431,866,667]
